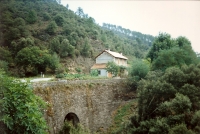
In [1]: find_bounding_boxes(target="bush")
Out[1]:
[169,124,195,134]
[55,64,65,74]
[43,13,51,21]
[106,62,119,77]
[54,14,64,26]
[59,121,89,134]
[49,53,60,73]
[75,67,82,74]
[26,10,37,24]
[129,59,149,80]
[90,69,98,76]
[0,60,8,73]
[46,21,57,35]
[56,73,65,78]
[0,71,47,133]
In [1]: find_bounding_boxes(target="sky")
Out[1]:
[61,1,200,53]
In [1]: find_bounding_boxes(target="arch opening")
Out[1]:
[64,112,80,127]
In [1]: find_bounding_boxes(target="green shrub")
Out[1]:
[56,73,65,78]
[169,124,195,134]
[55,64,65,74]
[106,61,119,77]
[129,59,149,80]
[75,67,82,74]
[46,21,57,35]
[59,121,89,134]
[0,60,8,73]
[43,13,51,21]
[26,10,37,24]
[90,69,98,76]
[54,14,64,26]
[0,71,47,133]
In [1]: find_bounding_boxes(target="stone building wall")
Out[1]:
[33,79,131,134]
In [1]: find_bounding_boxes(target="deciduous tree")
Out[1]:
[16,46,51,75]
[106,62,119,77]
[0,71,47,134]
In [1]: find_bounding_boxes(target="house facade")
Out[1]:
[91,50,128,77]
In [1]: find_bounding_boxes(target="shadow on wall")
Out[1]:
[64,112,80,127]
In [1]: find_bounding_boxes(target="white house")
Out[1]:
[91,49,128,77]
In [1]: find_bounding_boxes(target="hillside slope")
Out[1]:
[0,0,154,77]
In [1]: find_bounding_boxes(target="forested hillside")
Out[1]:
[102,23,154,47]
[0,0,153,77]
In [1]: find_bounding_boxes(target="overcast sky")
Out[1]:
[61,1,200,53]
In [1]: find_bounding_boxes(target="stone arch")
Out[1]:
[64,112,80,126]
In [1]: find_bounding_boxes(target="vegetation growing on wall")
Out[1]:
[59,121,90,134]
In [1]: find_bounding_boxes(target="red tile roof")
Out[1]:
[91,63,107,69]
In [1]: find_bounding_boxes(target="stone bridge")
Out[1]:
[33,79,134,134]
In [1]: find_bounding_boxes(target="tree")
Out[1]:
[176,36,191,48]
[65,4,69,9]
[147,33,199,71]
[81,39,91,57]
[49,53,60,72]
[0,47,12,63]
[60,39,75,58]
[152,47,198,71]
[129,59,150,80]
[49,35,63,54]
[46,21,57,35]
[0,71,47,133]
[146,33,174,63]
[120,64,200,133]
[76,7,84,17]
[26,10,37,24]
[54,14,64,26]
[56,0,61,4]
[42,12,51,21]
[16,46,51,75]
[11,37,35,56]
[106,62,119,77]
[0,60,8,73]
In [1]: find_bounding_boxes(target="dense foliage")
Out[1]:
[59,121,90,134]
[129,64,200,134]
[112,33,200,134]
[0,0,153,77]
[0,71,47,134]
[129,59,150,81]
[106,62,119,77]
[147,33,199,71]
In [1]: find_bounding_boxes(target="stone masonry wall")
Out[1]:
[33,79,130,134]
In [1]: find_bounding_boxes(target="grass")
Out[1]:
[18,73,109,83]
[107,99,138,134]
[57,73,108,80]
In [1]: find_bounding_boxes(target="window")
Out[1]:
[98,70,101,75]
